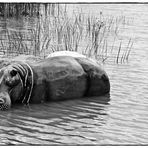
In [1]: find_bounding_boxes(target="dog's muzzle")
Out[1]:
[0,95,11,111]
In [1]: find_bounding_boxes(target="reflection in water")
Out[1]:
[0,96,110,145]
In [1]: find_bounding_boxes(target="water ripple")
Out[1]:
[0,4,148,145]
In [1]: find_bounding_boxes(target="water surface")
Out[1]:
[0,4,148,145]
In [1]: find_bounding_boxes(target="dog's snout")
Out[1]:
[0,95,11,111]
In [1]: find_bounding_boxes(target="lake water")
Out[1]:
[0,4,148,145]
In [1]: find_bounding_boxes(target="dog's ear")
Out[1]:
[10,83,22,103]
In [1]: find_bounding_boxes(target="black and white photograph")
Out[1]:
[0,1,147,146]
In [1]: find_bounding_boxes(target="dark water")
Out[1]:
[0,4,148,145]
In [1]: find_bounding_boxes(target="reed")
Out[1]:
[0,3,40,18]
[126,41,133,61]
[121,38,131,63]
[0,3,134,63]
[116,40,122,64]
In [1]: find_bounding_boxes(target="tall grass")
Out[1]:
[0,3,40,18]
[0,3,134,63]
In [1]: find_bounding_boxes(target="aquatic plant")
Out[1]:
[0,3,134,64]
[0,3,40,18]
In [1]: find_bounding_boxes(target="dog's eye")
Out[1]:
[10,70,17,77]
